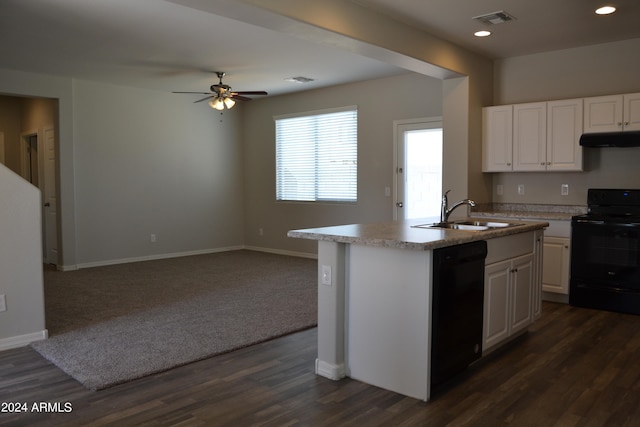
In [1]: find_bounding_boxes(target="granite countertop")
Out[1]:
[471,203,587,221]
[288,217,549,251]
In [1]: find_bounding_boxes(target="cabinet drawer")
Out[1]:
[486,232,534,265]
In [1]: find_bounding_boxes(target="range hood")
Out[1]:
[580,131,640,147]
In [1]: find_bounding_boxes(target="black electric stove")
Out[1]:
[570,189,640,315]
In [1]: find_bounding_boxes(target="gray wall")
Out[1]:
[72,80,246,267]
[491,38,640,206]
[242,73,443,254]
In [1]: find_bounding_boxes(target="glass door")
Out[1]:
[394,118,443,220]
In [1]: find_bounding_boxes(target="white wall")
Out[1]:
[0,164,46,349]
[72,80,246,266]
[491,38,640,205]
[242,73,443,254]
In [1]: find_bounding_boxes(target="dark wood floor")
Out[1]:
[2,302,640,426]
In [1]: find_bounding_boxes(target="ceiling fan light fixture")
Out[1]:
[223,97,236,109]
[209,97,225,111]
[474,30,492,37]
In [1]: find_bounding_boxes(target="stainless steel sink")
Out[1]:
[412,220,517,231]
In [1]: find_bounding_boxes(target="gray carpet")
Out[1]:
[31,250,317,390]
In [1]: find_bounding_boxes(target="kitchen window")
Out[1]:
[275,106,357,202]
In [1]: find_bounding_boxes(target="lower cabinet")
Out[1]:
[483,231,538,354]
[542,236,570,294]
[483,253,534,352]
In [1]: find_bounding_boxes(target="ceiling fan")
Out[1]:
[173,71,268,110]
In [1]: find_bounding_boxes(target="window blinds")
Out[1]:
[275,107,357,202]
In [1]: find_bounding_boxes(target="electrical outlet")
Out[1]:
[0,294,6,312]
[518,184,525,195]
[384,186,391,197]
[561,184,569,196]
[321,265,332,286]
[259,228,264,236]
[496,184,504,196]
[150,234,157,243]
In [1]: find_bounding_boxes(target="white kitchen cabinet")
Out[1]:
[542,237,570,295]
[483,253,534,352]
[483,100,583,172]
[546,99,583,171]
[483,232,536,353]
[482,105,513,172]
[513,102,547,171]
[584,92,640,133]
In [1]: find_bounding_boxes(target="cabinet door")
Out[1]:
[483,260,511,350]
[510,254,534,335]
[542,237,570,294]
[584,95,623,133]
[482,105,513,172]
[513,102,546,171]
[546,99,583,171]
[624,93,640,131]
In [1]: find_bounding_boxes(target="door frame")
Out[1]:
[392,117,443,220]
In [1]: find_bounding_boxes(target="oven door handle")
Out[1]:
[574,219,606,224]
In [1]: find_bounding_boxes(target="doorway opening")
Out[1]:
[21,132,39,185]
[19,126,58,266]
[394,118,443,220]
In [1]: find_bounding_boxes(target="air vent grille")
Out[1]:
[472,10,516,25]
[284,76,315,84]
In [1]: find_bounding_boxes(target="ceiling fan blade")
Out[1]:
[194,95,213,103]
[172,91,214,95]
[233,91,268,96]
[230,94,252,102]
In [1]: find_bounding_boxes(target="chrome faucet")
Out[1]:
[440,189,476,223]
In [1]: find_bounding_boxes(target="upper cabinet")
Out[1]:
[482,105,513,172]
[546,99,584,171]
[483,99,583,172]
[513,102,547,171]
[584,93,640,133]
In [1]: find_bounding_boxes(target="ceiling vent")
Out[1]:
[472,10,516,25]
[284,76,315,84]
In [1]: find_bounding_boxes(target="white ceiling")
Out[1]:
[1,0,639,99]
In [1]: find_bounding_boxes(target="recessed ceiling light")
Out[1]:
[595,5,616,15]
[474,30,492,37]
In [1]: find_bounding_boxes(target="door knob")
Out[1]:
[396,202,403,208]
[44,202,50,207]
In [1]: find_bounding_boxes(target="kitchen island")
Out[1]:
[288,218,548,401]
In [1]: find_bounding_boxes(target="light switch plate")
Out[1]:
[517,184,525,195]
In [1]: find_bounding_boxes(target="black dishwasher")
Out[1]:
[431,240,487,391]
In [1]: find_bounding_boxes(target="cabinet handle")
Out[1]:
[541,162,545,166]
[618,122,623,127]
[625,122,629,126]
[510,268,518,273]
[547,162,551,165]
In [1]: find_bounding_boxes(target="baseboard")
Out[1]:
[0,330,48,351]
[63,245,315,270]
[72,246,245,270]
[542,291,569,304]
[244,245,317,259]
[315,358,346,380]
